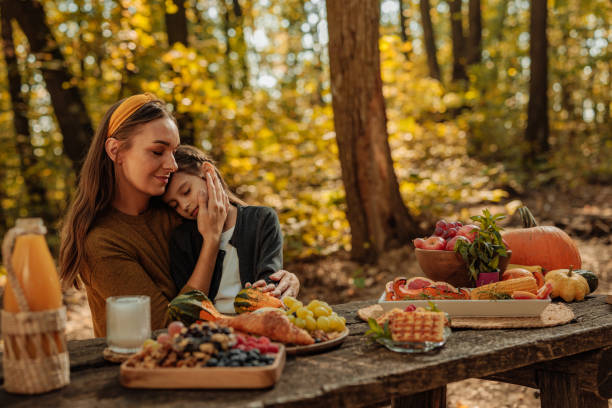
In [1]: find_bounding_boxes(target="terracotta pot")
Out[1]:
[414,248,512,288]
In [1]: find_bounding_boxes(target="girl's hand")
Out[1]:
[245,280,276,293]
[196,171,227,241]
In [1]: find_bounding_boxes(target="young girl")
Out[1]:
[163,145,287,313]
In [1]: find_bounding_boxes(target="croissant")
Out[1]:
[218,309,314,345]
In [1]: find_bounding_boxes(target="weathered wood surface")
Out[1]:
[0,296,610,407]
[483,346,612,398]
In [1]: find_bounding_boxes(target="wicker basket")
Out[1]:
[1,219,70,394]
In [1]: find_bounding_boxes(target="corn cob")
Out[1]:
[507,264,543,274]
[471,276,538,300]
[388,311,445,342]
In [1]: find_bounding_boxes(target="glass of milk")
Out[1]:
[106,296,151,353]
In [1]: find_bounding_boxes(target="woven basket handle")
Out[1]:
[2,218,47,313]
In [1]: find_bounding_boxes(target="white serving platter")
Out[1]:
[378,292,550,317]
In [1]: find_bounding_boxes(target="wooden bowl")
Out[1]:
[414,248,512,288]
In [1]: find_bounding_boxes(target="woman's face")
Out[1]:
[162,171,207,220]
[115,117,180,199]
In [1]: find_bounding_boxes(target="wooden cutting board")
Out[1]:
[120,345,285,389]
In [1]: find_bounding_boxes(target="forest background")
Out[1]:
[0,0,609,261]
[0,0,610,406]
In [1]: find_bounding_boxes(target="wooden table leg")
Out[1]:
[579,390,608,408]
[391,385,446,408]
[537,370,579,408]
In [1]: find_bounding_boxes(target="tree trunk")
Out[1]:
[232,0,249,90]
[326,0,420,262]
[449,0,468,81]
[222,1,234,93]
[5,0,93,172]
[398,0,410,59]
[164,0,195,146]
[525,0,549,157]
[467,0,482,64]
[164,0,188,45]
[419,0,441,80]
[1,0,53,225]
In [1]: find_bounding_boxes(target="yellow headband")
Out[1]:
[107,93,157,138]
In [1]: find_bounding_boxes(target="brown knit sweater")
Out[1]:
[82,204,192,337]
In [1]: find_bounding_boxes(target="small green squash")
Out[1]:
[234,287,283,314]
[573,269,598,293]
[168,290,210,325]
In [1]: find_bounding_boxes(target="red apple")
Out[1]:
[421,236,446,250]
[413,238,426,249]
[444,235,470,251]
[457,224,480,242]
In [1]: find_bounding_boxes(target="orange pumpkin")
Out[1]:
[502,206,581,273]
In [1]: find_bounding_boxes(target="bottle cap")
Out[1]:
[15,218,46,234]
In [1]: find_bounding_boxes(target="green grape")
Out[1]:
[294,317,306,329]
[296,307,314,319]
[288,301,304,315]
[304,316,317,331]
[283,296,297,308]
[288,315,296,325]
[317,316,330,331]
[313,305,331,318]
[306,300,323,311]
[329,315,344,331]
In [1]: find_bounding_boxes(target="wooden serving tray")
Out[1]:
[119,345,285,389]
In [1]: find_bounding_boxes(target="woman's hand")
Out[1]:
[266,270,300,299]
[196,171,228,241]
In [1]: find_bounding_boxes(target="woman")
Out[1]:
[59,93,299,337]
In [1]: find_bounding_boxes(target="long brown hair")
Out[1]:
[59,98,175,289]
[173,145,245,206]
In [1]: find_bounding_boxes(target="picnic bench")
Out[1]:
[0,295,610,408]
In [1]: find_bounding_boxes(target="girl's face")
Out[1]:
[162,170,207,220]
[114,117,180,199]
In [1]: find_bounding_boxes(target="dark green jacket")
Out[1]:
[169,205,283,300]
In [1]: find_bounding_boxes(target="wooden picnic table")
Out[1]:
[1,295,611,408]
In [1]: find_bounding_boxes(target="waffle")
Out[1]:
[375,308,403,325]
[388,311,445,343]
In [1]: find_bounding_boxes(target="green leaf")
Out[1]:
[368,317,381,333]
[455,208,509,282]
